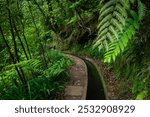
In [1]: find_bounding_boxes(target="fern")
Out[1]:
[104,11,139,62]
[93,0,129,51]
[94,0,146,63]
[138,0,146,20]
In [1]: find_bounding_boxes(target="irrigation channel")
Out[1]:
[81,58,107,100]
[64,54,108,100]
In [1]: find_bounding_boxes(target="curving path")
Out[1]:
[63,54,88,100]
[63,54,107,100]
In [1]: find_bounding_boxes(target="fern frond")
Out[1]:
[99,6,114,18]
[104,13,139,63]
[94,0,129,51]
[138,0,146,20]
[99,0,116,14]
[116,3,127,17]
[94,0,145,63]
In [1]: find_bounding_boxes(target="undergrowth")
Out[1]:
[0,50,72,100]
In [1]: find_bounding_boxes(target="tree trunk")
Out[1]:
[0,25,25,85]
[16,0,32,59]
[13,20,29,60]
[20,19,32,59]
[6,1,27,85]
[28,1,48,69]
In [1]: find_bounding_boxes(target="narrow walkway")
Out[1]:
[63,54,88,100]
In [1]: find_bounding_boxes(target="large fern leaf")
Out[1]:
[104,1,145,63]
[104,13,139,63]
[93,0,129,51]
[94,0,145,63]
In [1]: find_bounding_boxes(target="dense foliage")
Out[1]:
[0,0,72,99]
[69,0,150,99]
[0,0,150,99]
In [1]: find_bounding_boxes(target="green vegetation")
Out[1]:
[91,0,150,99]
[0,0,72,99]
[0,0,150,100]
[0,50,71,99]
[94,0,146,63]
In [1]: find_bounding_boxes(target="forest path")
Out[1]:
[63,54,88,100]
[61,52,117,100]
